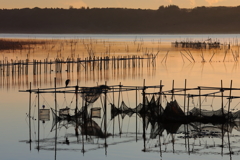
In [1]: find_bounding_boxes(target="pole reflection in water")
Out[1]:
[10,36,240,160]
[20,80,240,160]
[0,55,155,90]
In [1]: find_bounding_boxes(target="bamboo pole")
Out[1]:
[104,81,107,148]
[171,80,174,101]
[136,86,138,141]
[142,79,146,151]
[112,87,115,137]
[199,86,201,116]
[184,79,187,114]
[37,88,40,151]
[117,82,122,135]
[28,82,32,150]
[75,82,79,137]
[54,77,57,159]
[221,80,224,116]
[227,80,233,119]
[159,80,163,116]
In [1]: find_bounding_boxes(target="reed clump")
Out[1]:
[0,39,45,50]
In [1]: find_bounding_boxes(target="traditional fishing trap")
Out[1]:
[19,79,240,157]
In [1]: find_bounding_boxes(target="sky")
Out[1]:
[0,0,240,9]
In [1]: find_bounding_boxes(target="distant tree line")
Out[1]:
[1,5,240,33]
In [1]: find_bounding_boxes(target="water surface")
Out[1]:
[0,34,240,160]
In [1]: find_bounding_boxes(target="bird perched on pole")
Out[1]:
[65,79,70,87]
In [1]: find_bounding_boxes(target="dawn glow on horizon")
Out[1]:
[0,0,240,9]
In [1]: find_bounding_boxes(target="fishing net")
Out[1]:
[164,100,185,117]
[110,102,140,119]
[50,106,89,131]
[232,110,240,120]
[120,101,135,119]
[80,85,110,103]
[110,103,121,120]
[190,122,233,133]
[59,107,70,116]
[111,95,164,120]
[189,107,230,118]
[110,95,165,131]
[144,96,164,128]
[81,119,105,137]
[150,123,164,139]
[163,122,182,134]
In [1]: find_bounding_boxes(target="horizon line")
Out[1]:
[1,5,240,10]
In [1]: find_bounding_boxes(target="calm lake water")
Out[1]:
[1,34,240,160]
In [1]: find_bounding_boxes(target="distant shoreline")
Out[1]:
[2,31,240,34]
[1,6,240,34]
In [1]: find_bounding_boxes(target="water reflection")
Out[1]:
[20,81,240,160]
[2,35,240,160]
[0,55,157,90]
[1,36,240,91]
[1,56,239,91]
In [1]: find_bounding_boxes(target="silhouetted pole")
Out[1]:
[171,134,175,153]
[37,88,40,152]
[75,82,79,136]
[227,130,232,160]
[159,80,163,116]
[81,94,85,153]
[221,80,224,117]
[184,79,187,113]
[112,87,115,137]
[187,122,190,155]
[54,77,57,159]
[84,94,88,140]
[136,87,138,141]
[28,82,32,151]
[159,130,162,158]
[227,80,233,119]
[117,82,122,135]
[158,80,163,157]
[142,79,146,151]
[104,81,108,154]
[187,94,190,155]
[187,94,190,116]
[171,80,174,101]
[199,86,201,116]
[221,123,224,156]
[50,60,52,74]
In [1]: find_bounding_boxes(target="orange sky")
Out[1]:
[1,0,240,9]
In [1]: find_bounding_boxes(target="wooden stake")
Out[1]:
[28,82,32,149]
[184,79,187,114]
[227,80,232,119]
[37,88,40,151]
[136,86,138,141]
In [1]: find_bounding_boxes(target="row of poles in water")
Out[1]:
[22,78,236,158]
[0,54,155,76]
[0,55,156,88]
